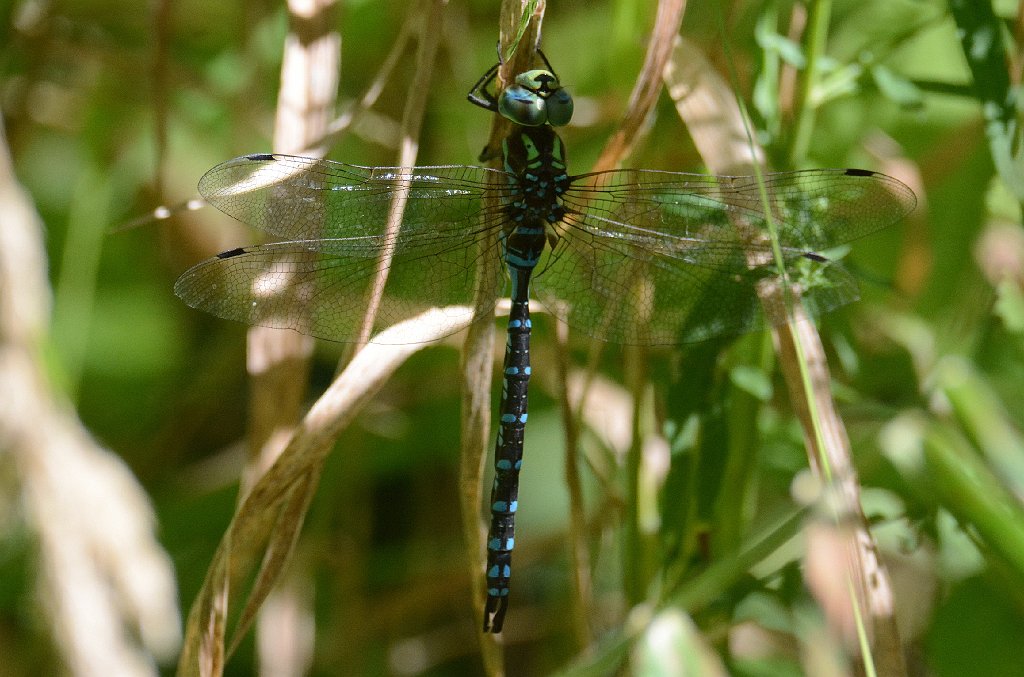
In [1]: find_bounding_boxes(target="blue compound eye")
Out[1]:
[498,85,548,126]
[545,87,573,127]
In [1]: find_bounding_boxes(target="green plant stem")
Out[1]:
[789,0,833,166]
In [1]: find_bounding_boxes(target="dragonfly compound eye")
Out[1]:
[544,87,573,127]
[499,84,548,126]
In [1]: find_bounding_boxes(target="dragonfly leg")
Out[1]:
[467,61,501,112]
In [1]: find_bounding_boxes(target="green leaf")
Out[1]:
[994,278,1024,334]
[502,0,541,63]
[730,364,773,401]
[631,609,729,677]
[871,63,924,109]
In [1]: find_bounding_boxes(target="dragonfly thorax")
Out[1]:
[501,125,571,233]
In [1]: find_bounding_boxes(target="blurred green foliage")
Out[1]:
[3,0,1024,675]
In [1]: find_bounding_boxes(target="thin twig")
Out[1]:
[591,0,687,172]
[554,316,593,647]
[357,0,445,349]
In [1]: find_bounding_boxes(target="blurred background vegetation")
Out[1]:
[2,0,1024,675]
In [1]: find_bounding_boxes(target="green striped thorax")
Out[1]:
[497,69,574,127]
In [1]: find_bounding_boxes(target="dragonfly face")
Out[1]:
[498,69,574,127]
[467,51,574,128]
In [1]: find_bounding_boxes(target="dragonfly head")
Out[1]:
[498,69,574,128]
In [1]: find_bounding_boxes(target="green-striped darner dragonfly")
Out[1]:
[175,52,916,633]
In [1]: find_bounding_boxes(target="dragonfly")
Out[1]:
[175,52,916,633]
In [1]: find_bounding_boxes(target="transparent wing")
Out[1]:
[534,168,915,344]
[176,154,511,343]
[563,168,916,252]
[197,153,513,242]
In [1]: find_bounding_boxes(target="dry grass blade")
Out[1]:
[554,321,594,648]
[357,0,445,349]
[663,37,765,174]
[318,13,418,156]
[242,0,341,498]
[0,121,180,676]
[177,307,474,677]
[591,0,687,172]
[240,2,340,673]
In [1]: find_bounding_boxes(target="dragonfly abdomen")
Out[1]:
[484,285,531,633]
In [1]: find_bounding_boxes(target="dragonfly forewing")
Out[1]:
[529,167,915,345]
[178,155,518,344]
